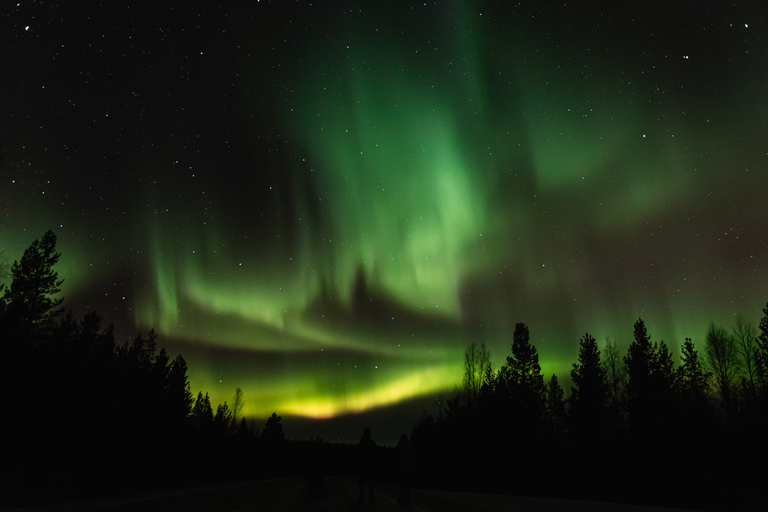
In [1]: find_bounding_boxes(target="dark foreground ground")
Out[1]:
[5,477,700,512]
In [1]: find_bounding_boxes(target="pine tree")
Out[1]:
[501,322,545,436]
[756,303,768,399]
[624,318,656,426]
[213,402,233,435]
[0,230,64,342]
[262,412,285,442]
[654,341,677,392]
[570,332,608,436]
[505,323,545,406]
[544,374,566,439]
[678,338,709,406]
[167,355,193,424]
[192,392,214,432]
[235,417,251,438]
[148,347,170,421]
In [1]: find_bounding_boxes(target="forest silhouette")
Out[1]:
[1,231,766,510]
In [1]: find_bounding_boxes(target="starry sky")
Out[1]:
[2,1,767,443]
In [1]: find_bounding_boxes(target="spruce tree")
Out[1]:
[624,318,656,426]
[262,412,285,442]
[502,323,545,433]
[756,303,768,398]
[213,402,233,435]
[192,392,214,432]
[167,355,193,424]
[0,230,64,343]
[678,338,709,405]
[570,332,608,436]
[544,374,566,439]
[506,323,544,400]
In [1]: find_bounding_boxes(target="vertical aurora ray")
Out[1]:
[134,4,768,420]
[8,2,764,426]
[130,10,509,420]
[134,28,497,418]
[293,87,487,316]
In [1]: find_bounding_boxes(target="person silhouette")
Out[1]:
[357,427,377,503]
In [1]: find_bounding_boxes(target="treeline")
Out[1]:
[411,318,768,510]
[0,232,292,506]
[4,231,766,509]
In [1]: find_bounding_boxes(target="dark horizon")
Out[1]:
[2,230,767,510]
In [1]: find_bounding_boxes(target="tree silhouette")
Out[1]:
[262,412,285,442]
[544,374,566,440]
[756,303,768,401]
[214,402,233,436]
[678,338,710,407]
[570,332,608,437]
[235,417,252,438]
[1,232,281,504]
[0,230,64,343]
[624,319,653,410]
[750,303,768,503]
[148,347,171,420]
[4,230,767,510]
[231,387,245,430]
[705,321,740,418]
[652,340,677,411]
[622,316,681,479]
[624,318,663,427]
[602,338,627,431]
[461,341,491,408]
[166,355,194,426]
[732,316,758,403]
[502,323,545,415]
[495,320,546,479]
[192,392,214,432]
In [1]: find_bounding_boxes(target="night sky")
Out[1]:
[2,1,767,443]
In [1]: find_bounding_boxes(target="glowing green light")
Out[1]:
[277,364,462,419]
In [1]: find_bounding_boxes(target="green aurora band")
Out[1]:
[3,2,767,423]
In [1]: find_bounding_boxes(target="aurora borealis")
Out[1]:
[2,1,767,440]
